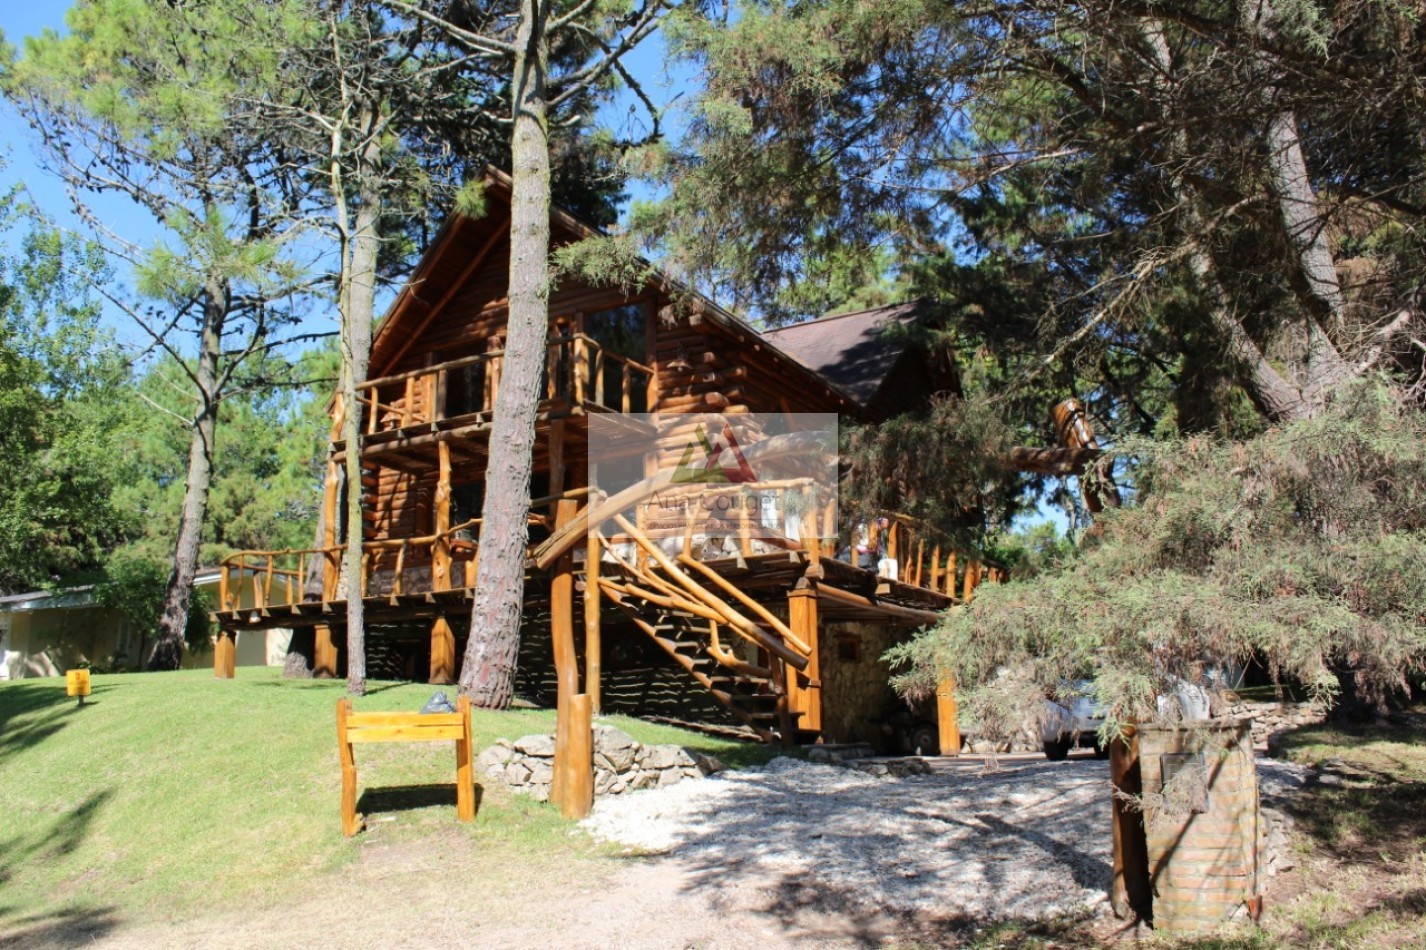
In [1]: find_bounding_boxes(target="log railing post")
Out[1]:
[573,336,588,405]
[593,347,606,407]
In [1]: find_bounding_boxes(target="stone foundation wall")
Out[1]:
[1227,698,1326,751]
[817,621,906,748]
[476,724,726,801]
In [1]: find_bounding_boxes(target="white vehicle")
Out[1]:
[1041,683,1107,760]
[1041,674,1225,760]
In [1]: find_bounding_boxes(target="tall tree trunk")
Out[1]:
[341,108,383,697]
[1141,18,1319,423]
[460,0,550,708]
[148,279,226,671]
[1241,0,1355,411]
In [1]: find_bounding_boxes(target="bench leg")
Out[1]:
[341,754,361,837]
[455,740,475,822]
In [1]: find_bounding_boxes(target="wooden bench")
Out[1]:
[336,695,476,837]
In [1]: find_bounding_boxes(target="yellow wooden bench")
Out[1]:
[336,695,476,837]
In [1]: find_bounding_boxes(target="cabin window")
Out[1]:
[836,634,862,663]
[584,303,649,412]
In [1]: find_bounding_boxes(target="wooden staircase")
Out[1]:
[587,517,813,745]
[608,597,797,743]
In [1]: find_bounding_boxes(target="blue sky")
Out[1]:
[0,4,687,347]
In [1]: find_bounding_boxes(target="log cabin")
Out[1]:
[212,169,1008,751]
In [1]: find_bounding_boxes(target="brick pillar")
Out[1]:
[1134,720,1260,932]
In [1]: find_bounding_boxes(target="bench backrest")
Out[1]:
[337,694,471,745]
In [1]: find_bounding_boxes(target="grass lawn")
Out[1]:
[0,668,774,942]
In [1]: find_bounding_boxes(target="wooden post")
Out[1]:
[314,625,339,679]
[936,676,961,756]
[550,498,579,808]
[321,458,341,601]
[945,552,957,597]
[433,442,452,591]
[785,585,821,736]
[337,698,360,837]
[429,617,455,685]
[1110,731,1151,920]
[214,631,236,679]
[962,560,977,602]
[573,336,588,405]
[561,693,595,819]
[548,419,566,504]
[585,523,602,715]
[455,694,476,822]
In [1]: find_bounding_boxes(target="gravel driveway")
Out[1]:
[583,755,1114,923]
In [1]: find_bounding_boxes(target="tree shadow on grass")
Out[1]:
[0,789,119,946]
[0,904,121,949]
[248,679,411,697]
[0,683,117,767]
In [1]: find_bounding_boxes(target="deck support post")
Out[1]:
[549,499,581,810]
[214,631,237,679]
[936,676,961,756]
[784,584,821,738]
[428,440,455,684]
[429,617,456,685]
[314,624,338,679]
[560,693,594,819]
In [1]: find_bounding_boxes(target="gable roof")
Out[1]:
[759,300,935,407]
[367,168,859,411]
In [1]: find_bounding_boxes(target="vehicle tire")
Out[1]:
[910,723,938,757]
[1093,739,1112,760]
[1042,738,1071,761]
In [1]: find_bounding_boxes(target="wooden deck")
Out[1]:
[210,548,953,633]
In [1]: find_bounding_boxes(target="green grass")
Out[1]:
[0,668,774,936]
[1257,714,1426,948]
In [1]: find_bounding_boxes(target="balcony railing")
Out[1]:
[217,514,553,614]
[344,333,655,439]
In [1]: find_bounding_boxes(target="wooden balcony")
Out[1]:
[332,333,656,471]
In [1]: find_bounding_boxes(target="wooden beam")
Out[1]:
[814,584,944,626]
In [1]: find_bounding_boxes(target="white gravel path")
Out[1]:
[583,756,1114,922]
